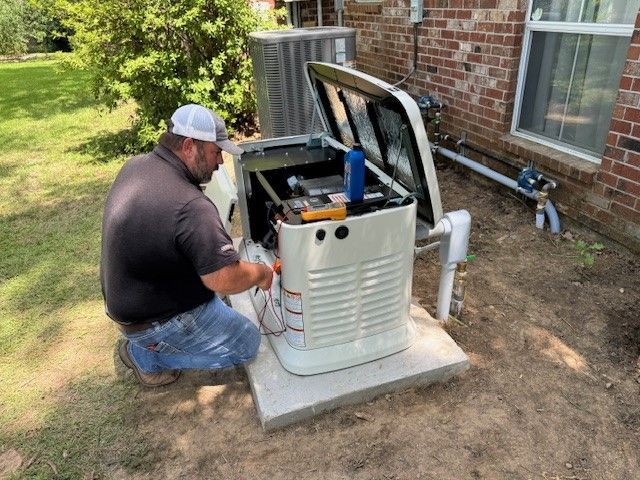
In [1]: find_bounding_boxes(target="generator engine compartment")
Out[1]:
[239,143,408,249]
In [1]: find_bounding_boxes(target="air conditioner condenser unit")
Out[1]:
[249,27,356,138]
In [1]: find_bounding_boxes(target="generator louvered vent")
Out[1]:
[249,27,356,139]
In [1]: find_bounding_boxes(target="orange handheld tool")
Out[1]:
[300,202,347,222]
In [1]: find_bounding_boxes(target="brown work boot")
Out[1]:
[118,340,180,387]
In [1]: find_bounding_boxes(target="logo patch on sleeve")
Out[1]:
[220,244,235,252]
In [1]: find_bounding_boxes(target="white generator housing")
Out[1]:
[206,63,470,375]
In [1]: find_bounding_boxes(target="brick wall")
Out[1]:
[338,0,525,143]
[588,13,640,249]
[293,1,640,252]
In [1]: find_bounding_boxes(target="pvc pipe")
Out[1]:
[428,220,446,238]
[414,241,440,257]
[437,262,456,321]
[317,0,323,26]
[432,143,561,234]
[443,133,516,170]
[435,145,519,190]
[545,200,561,233]
[435,210,471,321]
[535,211,545,229]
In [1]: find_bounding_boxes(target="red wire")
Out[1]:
[256,287,285,336]
[268,288,285,331]
[274,220,283,259]
[260,214,291,335]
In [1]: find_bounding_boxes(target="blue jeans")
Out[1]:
[122,295,261,373]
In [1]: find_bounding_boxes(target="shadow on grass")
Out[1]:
[0,160,19,180]
[71,128,142,164]
[0,63,95,122]
[0,176,113,357]
[1,375,159,479]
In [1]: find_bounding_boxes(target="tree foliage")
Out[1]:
[0,0,29,54]
[0,0,68,55]
[58,0,284,149]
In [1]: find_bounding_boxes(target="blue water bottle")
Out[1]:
[344,143,365,202]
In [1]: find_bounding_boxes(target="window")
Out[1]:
[513,1,640,162]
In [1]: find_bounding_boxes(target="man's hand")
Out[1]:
[256,263,273,291]
[201,260,273,296]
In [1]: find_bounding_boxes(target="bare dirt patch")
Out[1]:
[118,164,639,480]
[0,449,23,478]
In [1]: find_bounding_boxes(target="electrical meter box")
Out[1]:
[206,62,458,376]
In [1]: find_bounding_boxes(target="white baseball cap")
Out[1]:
[170,104,244,155]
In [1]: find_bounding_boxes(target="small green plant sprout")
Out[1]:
[574,240,605,266]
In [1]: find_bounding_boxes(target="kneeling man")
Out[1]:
[100,104,272,387]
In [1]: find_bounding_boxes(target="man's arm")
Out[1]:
[200,260,273,296]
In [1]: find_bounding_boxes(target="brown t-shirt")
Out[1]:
[100,145,239,325]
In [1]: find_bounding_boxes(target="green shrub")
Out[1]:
[58,0,284,149]
[0,0,68,55]
[26,0,72,52]
[0,0,28,54]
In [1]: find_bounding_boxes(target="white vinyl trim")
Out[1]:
[527,21,634,36]
[510,130,602,164]
[511,27,532,135]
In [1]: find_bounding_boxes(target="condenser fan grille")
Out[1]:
[249,28,356,138]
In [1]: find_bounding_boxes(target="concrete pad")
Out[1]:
[229,290,470,431]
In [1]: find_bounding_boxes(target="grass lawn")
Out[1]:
[0,57,154,478]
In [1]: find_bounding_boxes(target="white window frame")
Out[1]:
[511,2,637,163]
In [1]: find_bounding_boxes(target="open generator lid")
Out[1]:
[305,62,443,226]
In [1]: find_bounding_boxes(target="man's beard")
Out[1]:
[191,144,214,184]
